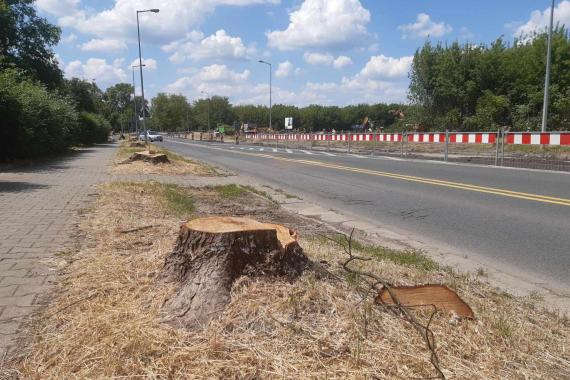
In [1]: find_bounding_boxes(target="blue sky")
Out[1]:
[36,0,570,106]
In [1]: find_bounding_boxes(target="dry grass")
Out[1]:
[112,143,221,176]
[6,182,569,379]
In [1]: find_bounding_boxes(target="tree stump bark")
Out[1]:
[162,216,309,328]
[129,151,170,164]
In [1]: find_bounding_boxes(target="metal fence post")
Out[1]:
[500,128,505,166]
[444,129,449,162]
[372,133,376,157]
[400,131,405,158]
[494,129,500,166]
[348,132,351,153]
[327,134,330,152]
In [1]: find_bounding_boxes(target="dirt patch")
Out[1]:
[5,182,569,379]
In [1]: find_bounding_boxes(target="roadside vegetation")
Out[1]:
[5,181,568,379]
[3,1,569,163]
[1,2,146,160]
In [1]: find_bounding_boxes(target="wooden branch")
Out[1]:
[325,228,446,379]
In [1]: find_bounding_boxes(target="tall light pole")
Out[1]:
[201,90,211,131]
[541,0,555,132]
[258,60,272,130]
[136,8,159,145]
[131,64,145,134]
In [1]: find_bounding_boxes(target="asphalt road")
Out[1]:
[160,138,570,288]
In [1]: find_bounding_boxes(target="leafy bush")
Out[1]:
[0,69,78,159]
[74,112,111,145]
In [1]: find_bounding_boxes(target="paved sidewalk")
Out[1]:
[0,144,116,359]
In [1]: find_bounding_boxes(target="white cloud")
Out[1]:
[359,55,413,78]
[61,33,77,44]
[304,52,334,65]
[267,0,371,50]
[398,13,452,39]
[515,0,570,37]
[304,52,353,69]
[130,58,158,70]
[275,61,294,78]
[163,30,254,63]
[80,38,127,52]
[36,0,80,17]
[305,82,338,91]
[166,64,250,94]
[197,64,250,82]
[368,43,380,53]
[165,64,329,106]
[64,58,127,85]
[340,76,408,103]
[306,55,412,104]
[49,0,279,43]
[333,56,352,69]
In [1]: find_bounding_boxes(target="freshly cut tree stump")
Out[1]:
[129,150,169,164]
[163,216,309,328]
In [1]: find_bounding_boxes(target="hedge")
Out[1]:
[0,70,110,160]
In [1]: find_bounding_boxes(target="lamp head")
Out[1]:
[150,9,159,13]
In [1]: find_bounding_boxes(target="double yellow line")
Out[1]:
[271,156,570,206]
[181,141,570,207]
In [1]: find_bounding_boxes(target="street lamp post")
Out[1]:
[541,0,555,132]
[136,8,159,146]
[131,64,145,134]
[258,60,272,130]
[201,90,211,131]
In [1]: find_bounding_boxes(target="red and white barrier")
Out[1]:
[246,132,570,146]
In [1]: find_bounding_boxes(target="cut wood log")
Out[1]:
[375,284,475,319]
[162,216,309,328]
[128,151,169,164]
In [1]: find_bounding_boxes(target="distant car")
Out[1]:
[138,130,163,142]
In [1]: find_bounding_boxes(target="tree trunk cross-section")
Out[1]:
[162,216,309,328]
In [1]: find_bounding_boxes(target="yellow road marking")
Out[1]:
[172,141,570,207]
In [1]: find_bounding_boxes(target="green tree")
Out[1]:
[63,78,103,113]
[0,69,77,158]
[0,0,62,88]
[408,27,570,131]
[102,83,135,131]
[150,93,191,131]
[193,96,235,129]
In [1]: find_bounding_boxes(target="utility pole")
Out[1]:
[131,64,145,134]
[541,0,555,132]
[136,8,159,146]
[258,60,272,130]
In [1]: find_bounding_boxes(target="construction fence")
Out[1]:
[244,131,570,172]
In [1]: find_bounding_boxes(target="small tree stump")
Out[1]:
[127,141,146,148]
[129,151,170,164]
[162,216,309,328]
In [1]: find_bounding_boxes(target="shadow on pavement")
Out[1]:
[0,181,50,194]
[0,143,117,174]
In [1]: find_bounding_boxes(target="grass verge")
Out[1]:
[6,182,569,379]
[113,142,221,176]
[208,184,275,203]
